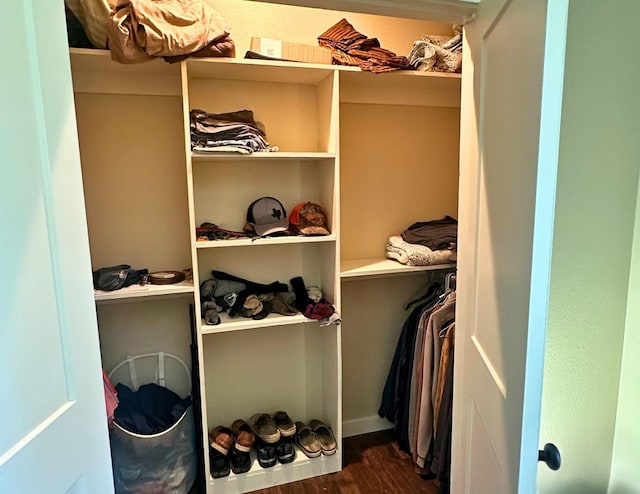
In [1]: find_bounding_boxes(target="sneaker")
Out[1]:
[229,448,252,475]
[254,437,278,468]
[209,447,230,478]
[250,413,281,444]
[272,411,296,437]
[276,436,296,464]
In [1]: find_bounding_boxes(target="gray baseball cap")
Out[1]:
[246,196,289,236]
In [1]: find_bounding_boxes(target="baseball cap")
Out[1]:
[289,202,330,236]
[246,196,289,236]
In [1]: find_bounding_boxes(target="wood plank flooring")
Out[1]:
[252,430,438,494]
[190,430,439,494]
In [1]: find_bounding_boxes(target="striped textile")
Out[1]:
[318,18,413,73]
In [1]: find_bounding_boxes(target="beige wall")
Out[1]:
[214,0,453,60]
[539,1,640,492]
[609,171,640,494]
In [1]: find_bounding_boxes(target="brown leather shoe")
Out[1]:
[230,419,255,453]
[209,426,234,455]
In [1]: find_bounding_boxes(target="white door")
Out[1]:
[0,1,114,493]
[452,0,569,493]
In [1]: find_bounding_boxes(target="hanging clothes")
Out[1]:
[379,274,456,492]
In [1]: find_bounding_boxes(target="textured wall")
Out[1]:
[213,0,453,60]
[609,176,640,494]
[538,1,640,493]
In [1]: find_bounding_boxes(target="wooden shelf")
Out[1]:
[201,312,310,334]
[94,281,194,303]
[191,151,335,162]
[339,68,461,108]
[69,49,461,105]
[209,447,341,492]
[69,48,181,96]
[187,57,335,85]
[340,258,455,280]
[196,235,336,249]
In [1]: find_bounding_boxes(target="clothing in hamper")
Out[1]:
[190,109,275,155]
[386,235,455,266]
[401,216,458,251]
[113,382,191,435]
[318,18,413,73]
[107,0,234,63]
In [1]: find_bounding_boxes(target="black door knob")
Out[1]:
[538,443,561,470]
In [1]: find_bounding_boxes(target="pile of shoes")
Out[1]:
[199,271,341,327]
[208,411,337,478]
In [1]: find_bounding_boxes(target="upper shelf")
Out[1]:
[69,49,461,106]
[201,312,310,334]
[191,151,335,162]
[186,57,335,85]
[69,48,182,96]
[340,258,455,280]
[94,281,195,303]
[196,234,337,249]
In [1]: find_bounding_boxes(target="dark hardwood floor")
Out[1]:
[190,431,438,494]
[252,430,438,494]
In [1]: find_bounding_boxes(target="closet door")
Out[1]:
[453,0,568,493]
[0,1,113,493]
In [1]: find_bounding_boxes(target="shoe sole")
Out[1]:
[321,447,337,456]
[278,426,296,437]
[211,442,230,456]
[234,443,252,453]
[258,432,281,444]
[257,458,278,468]
[278,453,296,464]
[296,442,322,458]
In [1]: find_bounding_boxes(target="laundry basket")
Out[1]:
[108,352,197,494]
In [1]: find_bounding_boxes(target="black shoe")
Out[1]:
[230,448,252,474]
[276,436,296,464]
[255,437,277,468]
[209,447,230,478]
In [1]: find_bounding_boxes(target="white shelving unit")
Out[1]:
[195,235,337,249]
[69,15,461,490]
[340,258,456,280]
[94,281,194,303]
[201,312,310,334]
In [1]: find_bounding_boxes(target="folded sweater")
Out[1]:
[385,236,454,266]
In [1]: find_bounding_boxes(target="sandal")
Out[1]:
[294,421,322,458]
[308,419,337,456]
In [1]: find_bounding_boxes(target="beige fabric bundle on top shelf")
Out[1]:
[107,0,235,63]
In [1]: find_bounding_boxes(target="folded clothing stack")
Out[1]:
[190,109,277,155]
[408,31,463,73]
[386,216,458,266]
[318,18,413,73]
[386,236,455,266]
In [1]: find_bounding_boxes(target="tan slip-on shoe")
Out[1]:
[209,425,234,455]
[308,419,337,456]
[294,421,322,458]
[230,419,255,453]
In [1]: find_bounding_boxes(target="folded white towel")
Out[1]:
[385,235,454,266]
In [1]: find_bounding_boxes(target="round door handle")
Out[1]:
[538,443,561,470]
